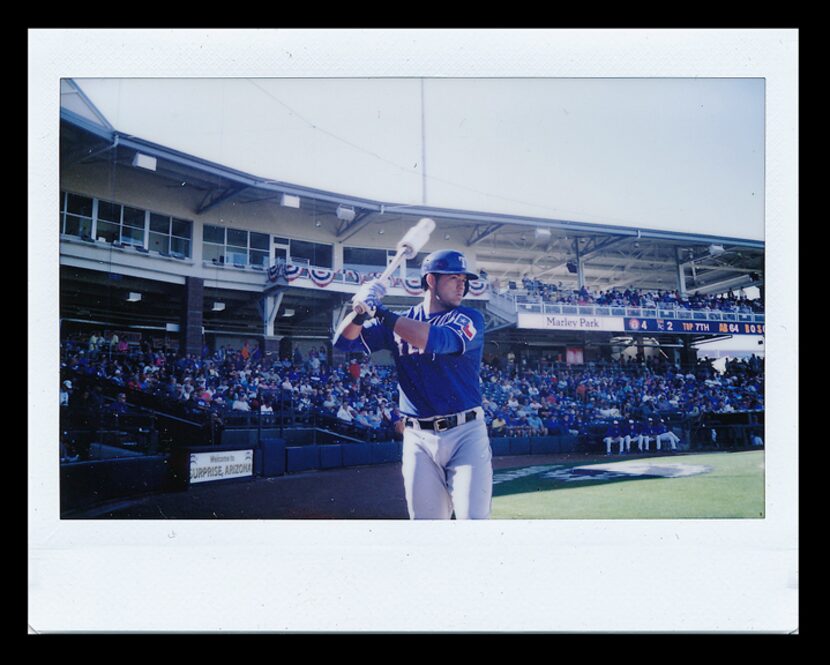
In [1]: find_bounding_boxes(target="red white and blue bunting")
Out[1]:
[468,279,488,296]
[284,264,303,282]
[264,263,488,296]
[309,267,335,287]
[403,277,424,295]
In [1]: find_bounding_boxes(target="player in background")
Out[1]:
[334,250,492,520]
[604,420,624,455]
[643,417,660,452]
[655,418,680,451]
[621,418,637,453]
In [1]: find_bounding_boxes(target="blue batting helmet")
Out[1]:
[420,249,479,295]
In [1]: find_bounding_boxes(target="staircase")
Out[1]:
[484,291,518,332]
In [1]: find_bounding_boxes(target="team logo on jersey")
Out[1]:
[451,313,477,340]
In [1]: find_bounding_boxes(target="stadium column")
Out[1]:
[575,239,585,289]
[181,276,204,356]
[680,337,697,368]
[675,247,688,298]
[261,290,284,355]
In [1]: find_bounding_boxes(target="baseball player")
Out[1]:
[334,250,492,519]
[604,420,624,455]
[622,418,642,453]
[641,417,659,452]
[655,418,680,451]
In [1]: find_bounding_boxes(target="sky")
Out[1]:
[73,76,765,241]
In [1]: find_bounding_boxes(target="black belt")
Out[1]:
[405,410,479,432]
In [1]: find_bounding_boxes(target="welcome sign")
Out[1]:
[189,450,254,484]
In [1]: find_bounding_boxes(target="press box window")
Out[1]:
[95,199,122,243]
[344,247,387,268]
[225,228,248,266]
[149,214,171,253]
[250,231,269,267]
[290,239,332,268]
[61,191,93,237]
[148,214,192,256]
[121,206,146,246]
[170,219,192,257]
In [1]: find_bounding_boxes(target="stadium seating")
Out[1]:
[59,333,764,465]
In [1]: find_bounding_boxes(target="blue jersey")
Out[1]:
[605,424,622,437]
[335,304,485,418]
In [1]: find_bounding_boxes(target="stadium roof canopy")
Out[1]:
[60,79,764,295]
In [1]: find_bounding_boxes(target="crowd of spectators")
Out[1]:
[60,332,404,438]
[514,278,764,314]
[61,331,764,445]
[479,353,764,439]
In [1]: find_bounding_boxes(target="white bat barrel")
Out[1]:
[398,217,436,258]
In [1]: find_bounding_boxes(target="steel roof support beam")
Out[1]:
[466,223,504,247]
[196,185,248,215]
[578,235,629,260]
[336,210,374,241]
[60,136,120,168]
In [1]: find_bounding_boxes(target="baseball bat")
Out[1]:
[331,217,436,345]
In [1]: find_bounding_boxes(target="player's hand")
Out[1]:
[352,279,387,315]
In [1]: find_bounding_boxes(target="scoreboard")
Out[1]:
[517,311,765,336]
[623,317,765,336]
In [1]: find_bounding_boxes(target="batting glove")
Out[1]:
[352,278,387,316]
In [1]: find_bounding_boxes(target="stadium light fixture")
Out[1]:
[126,292,142,302]
[281,193,301,209]
[212,302,225,312]
[131,152,157,171]
[336,205,356,222]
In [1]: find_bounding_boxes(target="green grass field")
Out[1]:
[491,450,765,519]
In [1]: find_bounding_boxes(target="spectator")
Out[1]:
[353,409,373,429]
[88,331,100,356]
[527,412,545,436]
[490,413,507,436]
[232,394,251,412]
[60,380,73,407]
[337,402,354,423]
[109,392,130,416]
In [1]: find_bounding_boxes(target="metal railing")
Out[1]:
[218,405,396,444]
[509,295,764,324]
